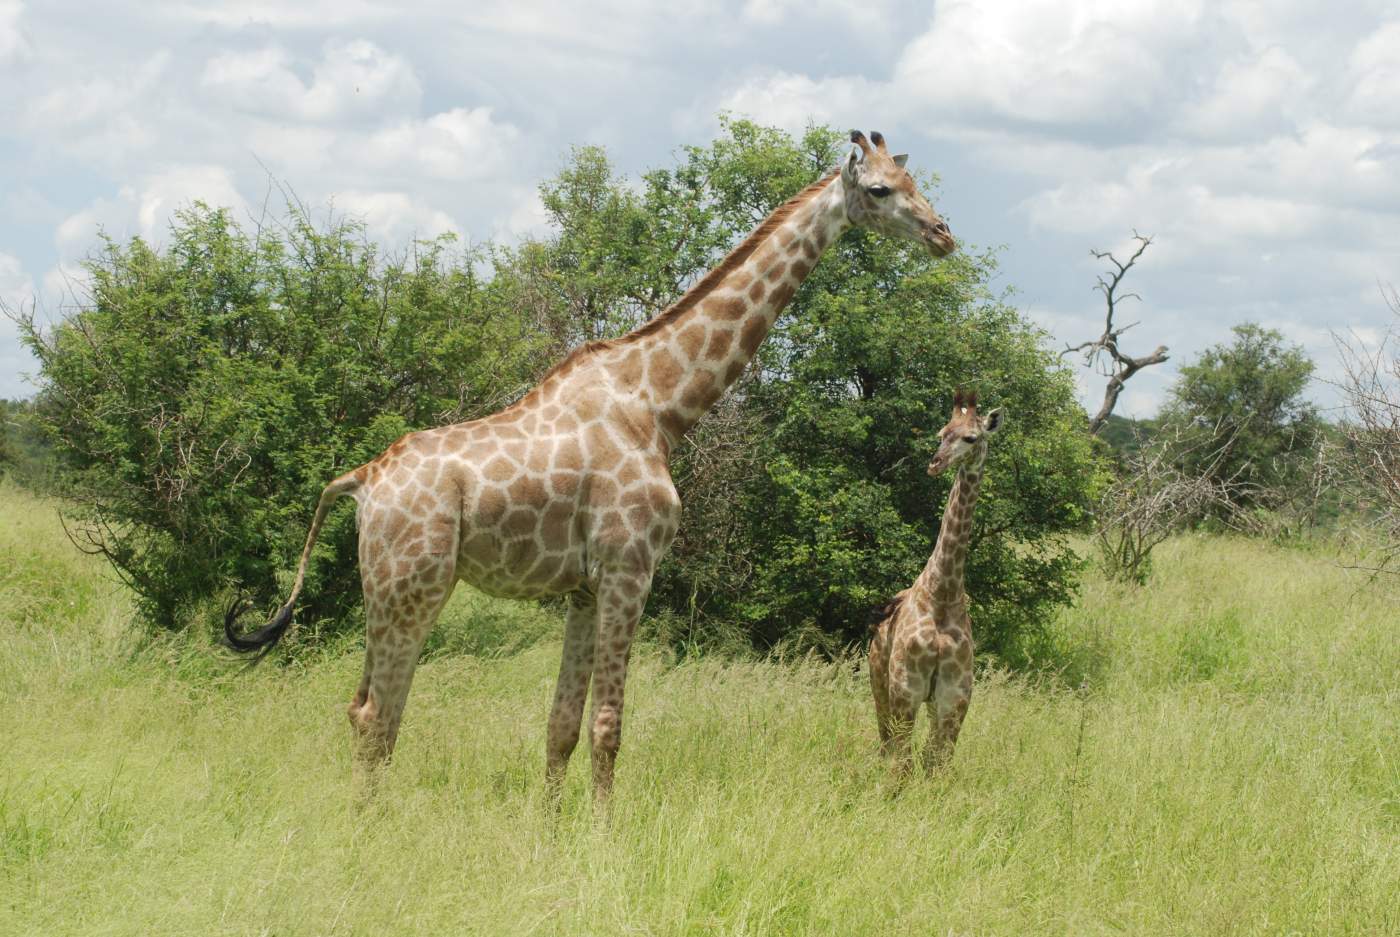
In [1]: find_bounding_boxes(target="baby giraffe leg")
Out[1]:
[885,651,930,782]
[922,633,973,773]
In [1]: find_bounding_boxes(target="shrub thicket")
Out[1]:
[17,210,552,629]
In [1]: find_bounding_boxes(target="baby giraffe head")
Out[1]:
[927,389,1004,476]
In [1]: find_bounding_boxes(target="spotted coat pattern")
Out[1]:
[868,393,1003,777]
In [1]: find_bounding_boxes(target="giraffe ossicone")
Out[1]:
[227,131,957,804]
[868,389,1004,778]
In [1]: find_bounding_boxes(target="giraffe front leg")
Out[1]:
[923,633,973,774]
[587,568,651,811]
[545,590,597,811]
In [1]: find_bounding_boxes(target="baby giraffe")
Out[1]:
[868,389,1003,777]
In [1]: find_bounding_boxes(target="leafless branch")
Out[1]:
[1330,285,1400,576]
[1063,232,1169,434]
[1095,419,1247,583]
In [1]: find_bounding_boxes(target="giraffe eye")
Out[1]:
[963,435,978,443]
[867,184,892,198]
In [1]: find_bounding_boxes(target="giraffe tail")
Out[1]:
[867,594,906,633]
[225,469,363,661]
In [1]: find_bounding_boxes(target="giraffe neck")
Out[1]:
[614,171,849,445]
[919,455,985,612]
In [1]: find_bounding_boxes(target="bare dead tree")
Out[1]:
[1064,232,1169,434]
[1332,284,1400,575]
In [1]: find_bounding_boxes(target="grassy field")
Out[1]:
[2,479,1397,936]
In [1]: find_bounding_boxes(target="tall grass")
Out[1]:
[2,480,1396,935]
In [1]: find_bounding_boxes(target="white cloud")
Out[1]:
[697,71,869,138]
[201,39,421,123]
[363,107,520,180]
[23,50,171,164]
[1347,21,1400,129]
[0,252,37,396]
[738,0,901,28]
[893,0,1206,133]
[330,191,461,246]
[0,252,34,311]
[1175,46,1313,141]
[0,0,29,64]
[170,0,389,29]
[55,166,251,256]
[495,188,552,241]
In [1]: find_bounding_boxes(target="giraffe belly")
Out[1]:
[455,506,585,600]
[458,546,583,599]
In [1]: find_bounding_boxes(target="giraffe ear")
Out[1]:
[982,408,1005,434]
[892,153,908,168]
[843,147,862,184]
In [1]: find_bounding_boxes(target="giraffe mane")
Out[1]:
[528,169,841,388]
[622,169,839,343]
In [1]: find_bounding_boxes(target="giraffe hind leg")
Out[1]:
[348,548,458,788]
[868,622,894,754]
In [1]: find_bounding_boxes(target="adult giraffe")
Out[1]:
[227,130,957,804]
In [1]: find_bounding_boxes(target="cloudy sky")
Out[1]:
[2,0,1397,416]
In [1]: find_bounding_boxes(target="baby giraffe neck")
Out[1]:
[923,459,984,610]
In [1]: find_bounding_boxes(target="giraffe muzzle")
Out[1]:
[925,222,956,258]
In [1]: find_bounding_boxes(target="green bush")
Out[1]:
[18,207,552,631]
[1158,323,1324,517]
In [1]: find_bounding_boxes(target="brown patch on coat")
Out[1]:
[704,327,735,362]
[676,324,706,360]
[649,348,684,398]
[680,370,718,412]
[739,316,768,358]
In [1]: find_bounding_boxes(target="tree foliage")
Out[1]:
[20,119,1103,661]
[17,209,552,629]
[1158,323,1323,517]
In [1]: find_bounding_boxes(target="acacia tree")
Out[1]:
[1064,232,1169,435]
[1159,322,1322,516]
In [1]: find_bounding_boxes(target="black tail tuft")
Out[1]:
[224,596,294,663]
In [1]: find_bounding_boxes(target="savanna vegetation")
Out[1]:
[12,120,1098,661]
[2,480,1397,935]
[4,120,1398,935]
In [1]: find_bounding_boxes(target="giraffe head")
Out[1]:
[927,389,1004,476]
[842,130,956,257]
